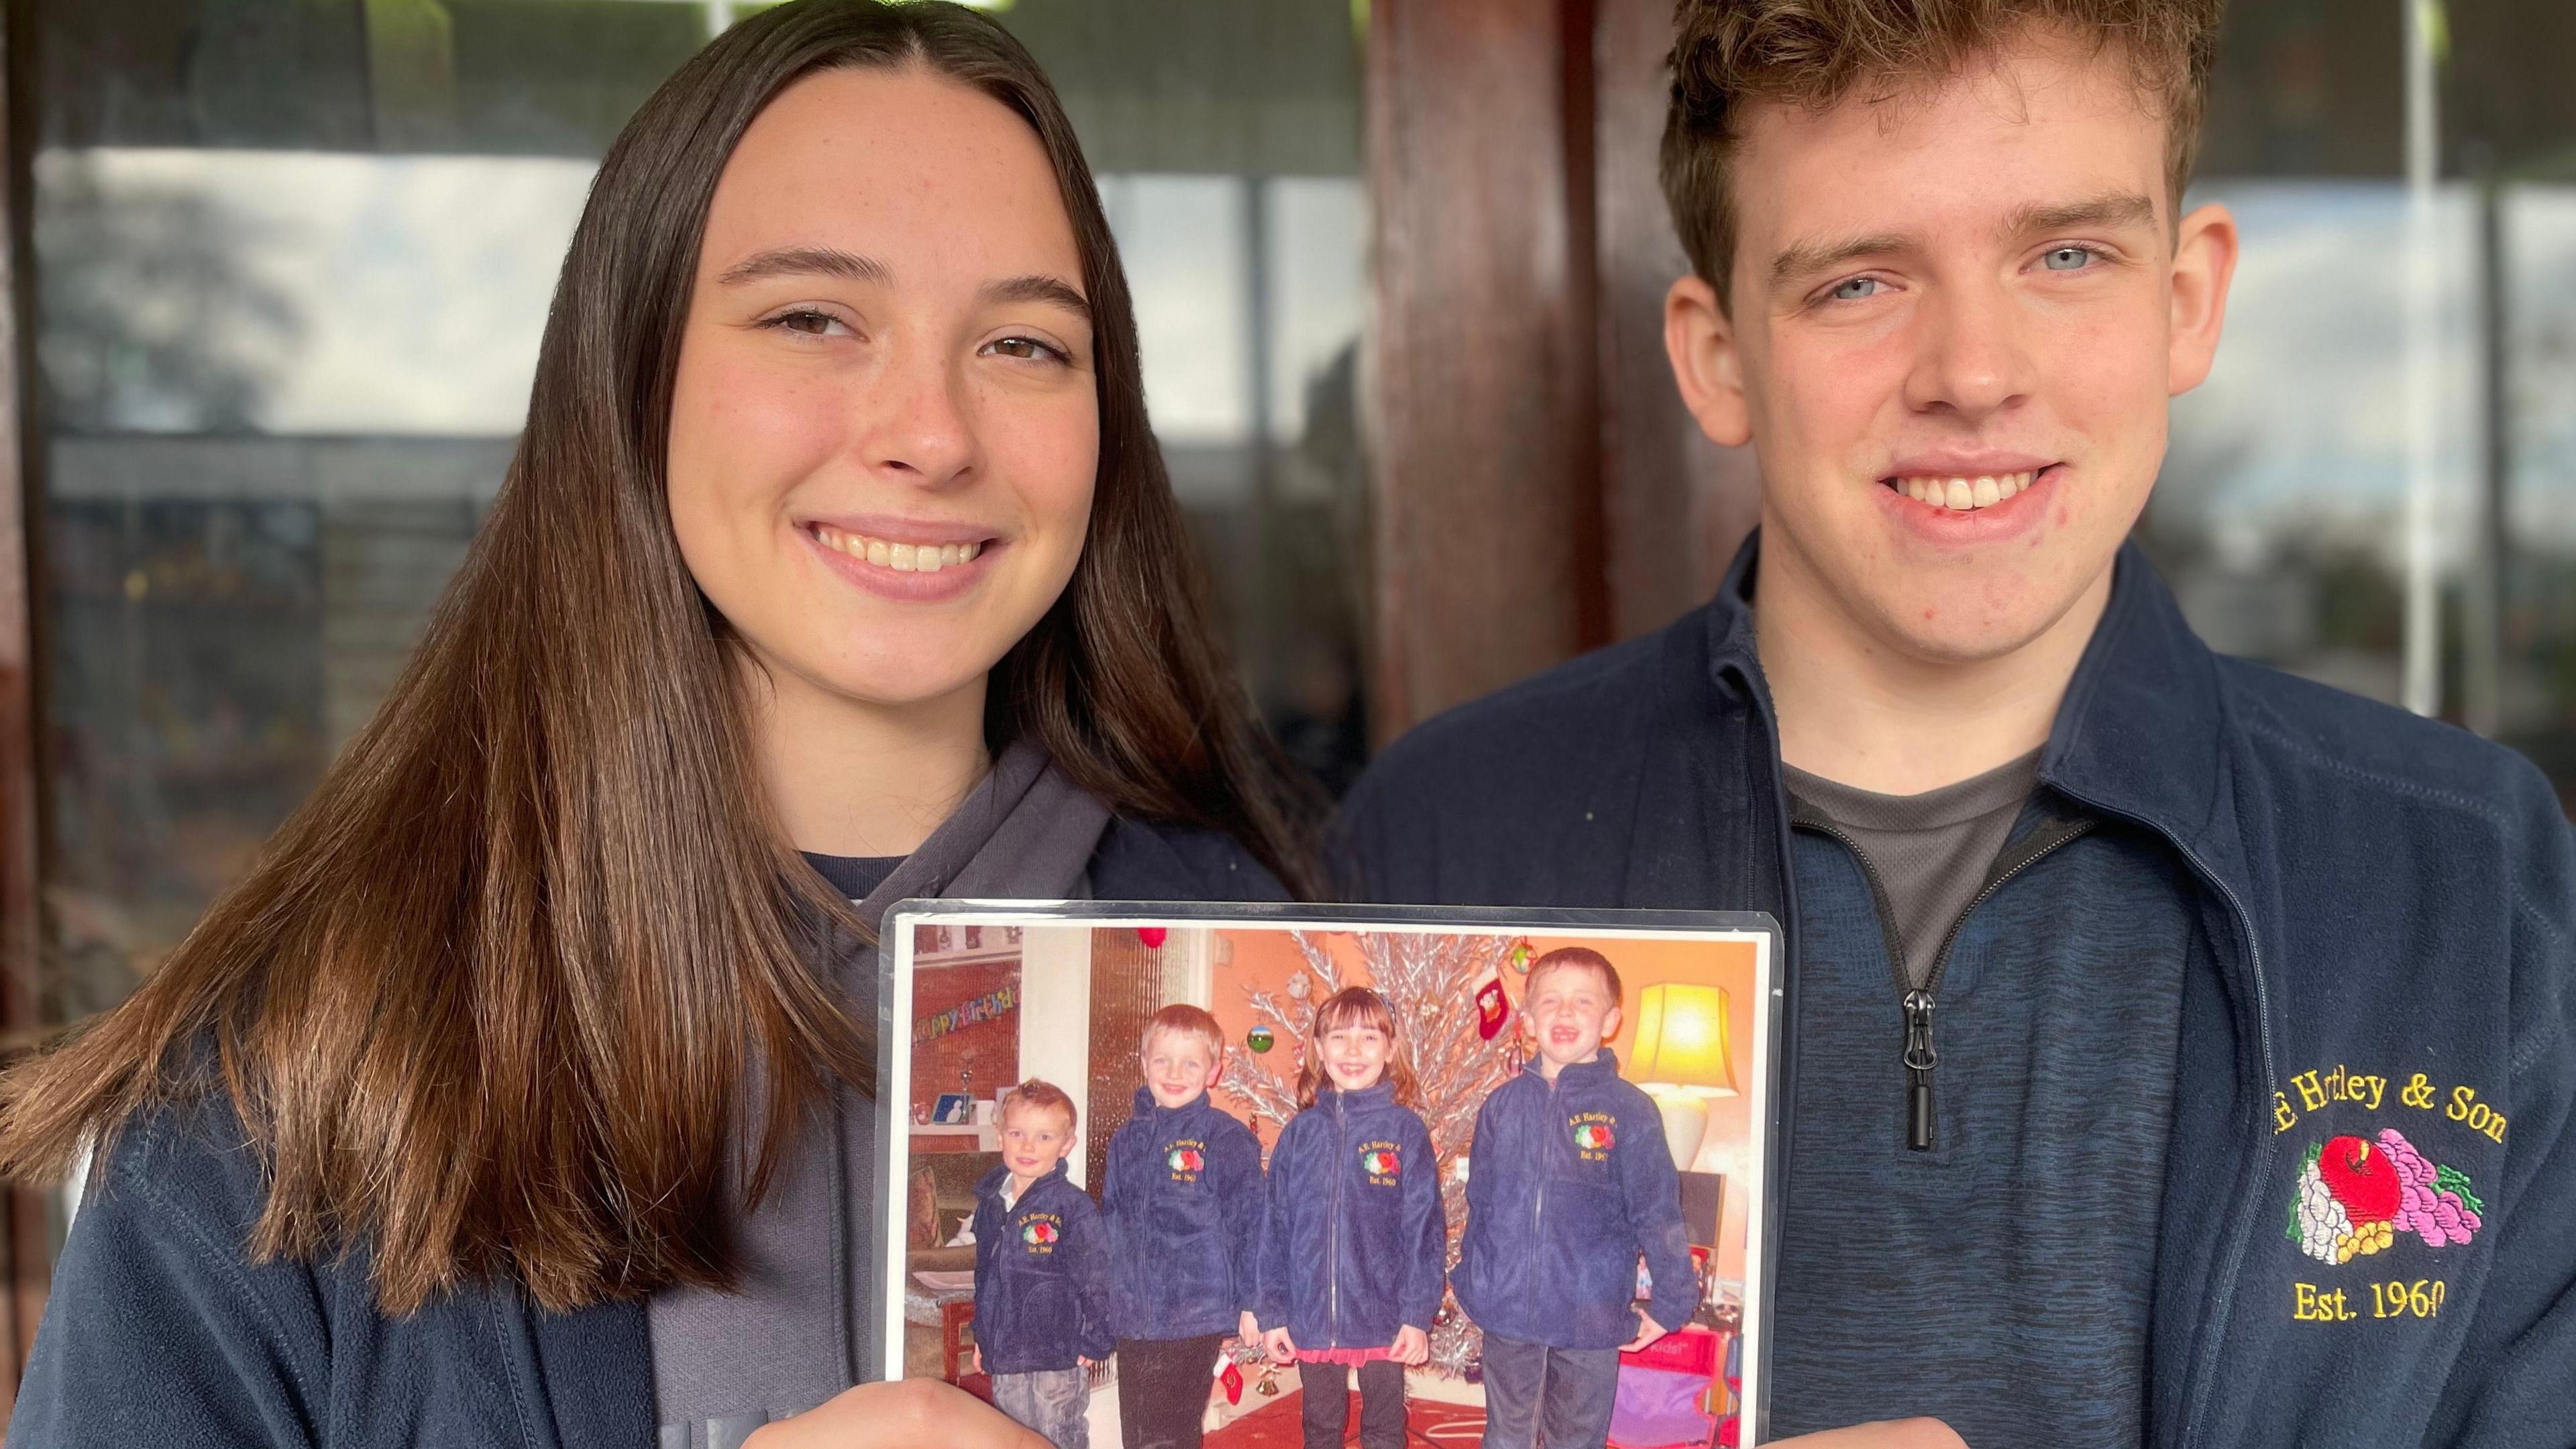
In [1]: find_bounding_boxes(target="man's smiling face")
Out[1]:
[1667,25,2235,663]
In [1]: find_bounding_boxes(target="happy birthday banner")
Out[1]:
[914,985,1020,1046]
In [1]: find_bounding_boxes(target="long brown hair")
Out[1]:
[1295,987,1421,1110]
[0,0,1313,1315]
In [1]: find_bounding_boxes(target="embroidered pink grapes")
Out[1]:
[2290,1128,2483,1266]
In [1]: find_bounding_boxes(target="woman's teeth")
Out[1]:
[812,524,983,572]
[1896,470,2041,511]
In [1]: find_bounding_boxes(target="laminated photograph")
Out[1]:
[877,903,1782,1448]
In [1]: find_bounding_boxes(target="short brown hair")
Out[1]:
[1524,947,1624,1010]
[1000,1078,1079,1133]
[1141,1003,1226,1063]
[1660,0,2225,304]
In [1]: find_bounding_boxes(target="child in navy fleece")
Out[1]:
[1257,987,1446,1449]
[1099,1004,1266,1449]
[1454,949,1698,1449]
[971,1079,1112,1449]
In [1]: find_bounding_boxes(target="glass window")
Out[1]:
[28,0,1369,1028]
[2155,0,2576,811]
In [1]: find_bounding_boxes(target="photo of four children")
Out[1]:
[893,916,1773,1449]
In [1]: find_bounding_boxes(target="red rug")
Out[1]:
[1204,1390,1487,1448]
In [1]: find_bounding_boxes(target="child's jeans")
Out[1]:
[1477,1334,1620,1449]
[1114,1334,1226,1449]
[1299,1358,1405,1449]
[992,1366,1090,1449]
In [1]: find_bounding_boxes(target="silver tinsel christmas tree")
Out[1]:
[1223,930,1523,1375]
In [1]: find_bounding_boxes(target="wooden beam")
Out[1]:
[1364,0,1607,739]
[0,0,50,1407]
[1593,0,1760,641]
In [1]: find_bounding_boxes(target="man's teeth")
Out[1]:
[812,525,984,572]
[1896,470,2041,511]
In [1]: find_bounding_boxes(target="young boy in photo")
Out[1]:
[1100,1004,1266,1449]
[971,1079,1112,1449]
[1454,949,1697,1449]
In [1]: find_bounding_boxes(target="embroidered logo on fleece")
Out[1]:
[1570,1118,1615,1155]
[1166,1142,1205,1181]
[2287,1129,2483,1265]
[1021,1218,1061,1248]
[1358,1139,1404,1187]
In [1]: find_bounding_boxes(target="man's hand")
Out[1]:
[1263,1326,1297,1364]
[1389,1326,1430,1366]
[1766,1419,1968,1448]
[1238,1310,1263,1345]
[741,1381,1052,1448]
[1618,1309,1672,1353]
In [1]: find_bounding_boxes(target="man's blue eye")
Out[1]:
[1830,276,1879,301]
[2043,247,2094,271]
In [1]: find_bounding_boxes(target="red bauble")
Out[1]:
[2319,1134,2402,1224]
[1137,927,1168,949]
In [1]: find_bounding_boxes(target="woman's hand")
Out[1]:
[1238,1310,1263,1345]
[1766,1420,1968,1448]
[741,1381,1052,1448]
[1389,1326,1430,1366]
[1263,1326,1297,1364]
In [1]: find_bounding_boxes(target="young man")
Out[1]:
[1338,3,2575,1446]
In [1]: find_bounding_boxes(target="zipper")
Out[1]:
[1328,1091,1344,1345]
[1795,810,2093,1150]
[1531,1071,1555,1300]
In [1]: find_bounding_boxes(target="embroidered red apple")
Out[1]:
[2318,1134,2401,1224]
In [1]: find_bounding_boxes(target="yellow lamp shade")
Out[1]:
[1627,982,1737,1096]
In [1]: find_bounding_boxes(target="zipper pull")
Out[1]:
[1902,989,1938,1151]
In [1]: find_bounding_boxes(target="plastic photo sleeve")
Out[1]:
[875,902,1783,1446]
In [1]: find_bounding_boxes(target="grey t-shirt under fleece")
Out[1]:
[1782,750,2041,988]
[1773,759,2192,1445]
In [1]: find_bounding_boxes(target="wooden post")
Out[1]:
[0,0,50,1409]
[1364,0,1608,740]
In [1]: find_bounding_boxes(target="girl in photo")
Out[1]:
[1256,988,1447,1449]
[0,3,1311,1446]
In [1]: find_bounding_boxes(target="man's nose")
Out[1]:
[1902,276,2039,424]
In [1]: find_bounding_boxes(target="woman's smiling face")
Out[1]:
[665,64,1097,714]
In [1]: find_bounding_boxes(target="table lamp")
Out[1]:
[1627,981,1737,1170]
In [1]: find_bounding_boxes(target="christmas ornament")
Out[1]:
[1475,971,1509,1041]
[1137,927,1168,949]
[1246,1024,1275,1053]
[1218,1358,1244,1405]
[1507,936,1534,973]
[1254,1368,1281,1398]
[1287,972,1311,1001]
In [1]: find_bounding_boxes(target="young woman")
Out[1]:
[0,3,1311,1446]
[1256,988,1446,1449]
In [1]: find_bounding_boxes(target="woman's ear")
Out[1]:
[1664,273,1752,448]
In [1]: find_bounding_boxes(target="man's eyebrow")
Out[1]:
[2004,191,2158,235]
[1768,232,1914,288]
[982,273,1090,319]
[716,246,890,286]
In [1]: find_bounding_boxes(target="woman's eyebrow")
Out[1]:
[983,273,1091,319]
[716,246,890,286]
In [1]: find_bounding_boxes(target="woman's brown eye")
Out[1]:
[782,311,833,335]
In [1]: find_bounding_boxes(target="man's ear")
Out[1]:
[2167,201,2239,397]
[1665,272,1752,448]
